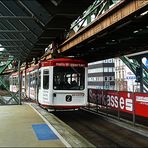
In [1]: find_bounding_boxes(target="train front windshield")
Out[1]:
[53,66,85,90]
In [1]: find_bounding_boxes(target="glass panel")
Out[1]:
[53,66,85,90]
[30,73,37,88]
[38,71,41,89]
[104,77,108,81]
[22,76,25,86]
[43,70,49,89]
[30,74,33,87]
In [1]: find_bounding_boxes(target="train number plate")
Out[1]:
[66,95,72,102]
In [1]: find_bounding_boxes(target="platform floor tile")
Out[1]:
[0,105,65,147]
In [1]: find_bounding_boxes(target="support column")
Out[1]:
[139,58,143,93]
[18,60,22,105]
[136,57,143,93]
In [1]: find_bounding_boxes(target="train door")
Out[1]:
[22,72,25,97]
[9,75,13,92]
[38,68,51,105]
[14,76,18,92]
[37,69,42,103]
[26,72,29,98]
[29,70,37,100]
[34,70,38,100]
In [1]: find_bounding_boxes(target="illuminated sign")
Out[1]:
[55,63,85,67]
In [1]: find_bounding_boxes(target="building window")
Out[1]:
[109,76,112,81]
[104,67,108,72]
[104,77,108,81]
[122,71,124,79]
[109,67,112,72]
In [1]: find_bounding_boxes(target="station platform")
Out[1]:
[0,103,94,147]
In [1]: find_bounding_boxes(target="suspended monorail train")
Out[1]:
[10,58,88,109]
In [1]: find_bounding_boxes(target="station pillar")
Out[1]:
[136,57,143,92]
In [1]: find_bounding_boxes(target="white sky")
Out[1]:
[0,44,5,51]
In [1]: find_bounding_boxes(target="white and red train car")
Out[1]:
[10,58,88,109]
[10,71,20,93]
[26,65,39,100]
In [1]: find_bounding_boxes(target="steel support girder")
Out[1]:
[0,77,19,104]
[70,0,114,32]
[0,30,29,33]
[121,56,148,79]
[0,56,19,105]
[0,56,13,74]
[0,39,26,42]
[133,58,148,77]
[120,56,148,92]
[57,0,148,54]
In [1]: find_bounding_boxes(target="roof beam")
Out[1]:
[50,0,62,6]
[0,16,34,20]
[0,39,25,42]
[46,27,65,30]
[36,43,49,46]
[17,0,45,27]
[0,46,24,48]
[0,20,36,49]
[40,36,55,39]
[0,30,29,33]
[56,13,80,17]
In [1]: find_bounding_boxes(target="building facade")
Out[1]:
[88,59,115,90]
[88,57,146,92]
[114,57,141,92]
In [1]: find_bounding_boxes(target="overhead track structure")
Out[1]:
[43,0,148,63]
[70,0,115,33]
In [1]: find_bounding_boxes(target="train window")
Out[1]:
[15,77,18,85]
[53,66,85,90]
[26,74,29,88]
[34,72,37,86]
[38,70,41,89]
[43,70,49,89]
[22,76,25,87]
[14,77,15,85]
[12,78,13,85]
[9,77,13,85]
[30,74,32,87]
[30,73,36,88]
[15,77,17,85]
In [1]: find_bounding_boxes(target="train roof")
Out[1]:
[40,58,88,67]
[10,58,88,76]
[26,65,39,73]
[10,71,21,76]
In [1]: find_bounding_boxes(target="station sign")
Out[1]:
[55,63,86,67]
[126,71,136,80]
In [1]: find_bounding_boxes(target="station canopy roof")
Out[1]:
[0,0,94,62]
